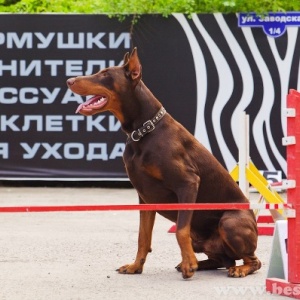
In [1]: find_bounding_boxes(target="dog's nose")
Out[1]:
[66,78,76,86]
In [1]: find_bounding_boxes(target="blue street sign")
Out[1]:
[238,12,300,38]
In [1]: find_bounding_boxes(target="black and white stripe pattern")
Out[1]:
[174,13,300,176]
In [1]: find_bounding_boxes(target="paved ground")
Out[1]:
[0,184,290,300]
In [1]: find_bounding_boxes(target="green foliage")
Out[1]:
[0,0,101,12]
[0,0,299,14]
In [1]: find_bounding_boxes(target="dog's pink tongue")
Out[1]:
[75,103,84,114]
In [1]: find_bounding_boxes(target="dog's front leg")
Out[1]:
[117,208,156,274]
[176,210,198,279]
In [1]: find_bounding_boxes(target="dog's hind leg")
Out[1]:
[176,258,222,272]
[219,210,261,277]
[198,256,237,271]
[196,259,224,270]
[227,255,262,277]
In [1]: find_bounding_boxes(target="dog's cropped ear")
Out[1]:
[125,47,142,84]
[123,52,130,66]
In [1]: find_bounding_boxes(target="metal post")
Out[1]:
[239,111,250,198]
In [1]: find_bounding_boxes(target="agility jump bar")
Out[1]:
[0,202,294,214]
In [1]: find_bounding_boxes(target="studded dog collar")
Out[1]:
[127,107,166,144]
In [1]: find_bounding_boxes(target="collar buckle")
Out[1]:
[143,120,155,132]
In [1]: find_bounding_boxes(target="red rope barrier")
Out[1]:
[0,203,293,213]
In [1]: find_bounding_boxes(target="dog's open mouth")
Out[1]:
[76,95,108,114]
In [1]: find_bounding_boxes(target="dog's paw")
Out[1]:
[228,259,261,278]
[228,266,247,278]
[175,261,197,279]
[175,263,182,272]
[116,263,143,275]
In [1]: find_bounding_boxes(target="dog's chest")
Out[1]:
[123,147,160,181]
[123,145,173,200]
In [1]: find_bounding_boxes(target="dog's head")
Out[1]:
[66,48,142,120]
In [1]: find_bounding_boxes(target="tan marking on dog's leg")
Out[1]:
[228,255,261,278]
[176,215,198,279]
[117,210,156,274]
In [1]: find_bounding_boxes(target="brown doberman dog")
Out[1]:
[67,48,261,279]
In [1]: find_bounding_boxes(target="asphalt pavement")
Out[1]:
[0,184,291,300]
